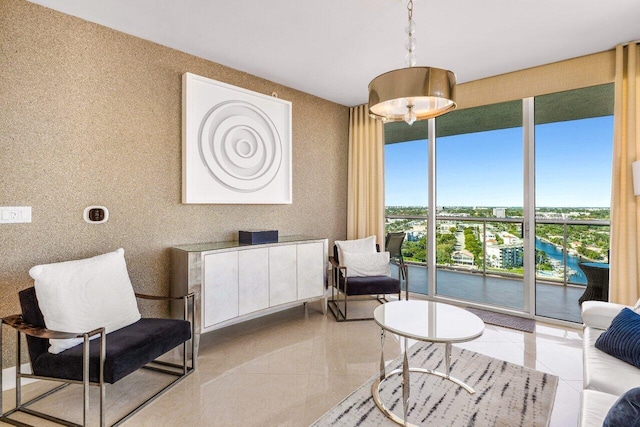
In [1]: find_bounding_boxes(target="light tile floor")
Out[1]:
[1,300,583,426]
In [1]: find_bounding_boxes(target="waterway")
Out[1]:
[535,238,587,284]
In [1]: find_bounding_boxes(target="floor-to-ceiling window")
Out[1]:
[434,101,524,310]
[385,138,429,294]
[533,84,613,322]
[384,83,613,323]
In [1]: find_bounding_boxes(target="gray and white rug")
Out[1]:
[312,342,557,426]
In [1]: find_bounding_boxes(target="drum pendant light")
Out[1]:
[368,0,456,124]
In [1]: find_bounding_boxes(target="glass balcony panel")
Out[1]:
[567,224,610,265]
[385,215,428,295]
[434,218,524,311]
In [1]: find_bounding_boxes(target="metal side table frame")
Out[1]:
[371,300,484,426]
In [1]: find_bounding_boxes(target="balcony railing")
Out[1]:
[385,214,610,286]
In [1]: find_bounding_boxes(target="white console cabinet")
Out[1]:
[171,236,327,350]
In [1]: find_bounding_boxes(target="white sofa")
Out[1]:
[579,300,640,426]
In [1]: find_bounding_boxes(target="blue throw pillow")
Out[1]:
[595,308,640,368]
[603,387,640,427]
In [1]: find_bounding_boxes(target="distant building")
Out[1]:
[499,231,521,245]
[486,244,524,269]
[493,208,506,218]
[411,222,427,232]
[537,211,568,220]
[483,231,496,242]
[439,221,456,234]
[452,250,475,266]
[406,231,425,242]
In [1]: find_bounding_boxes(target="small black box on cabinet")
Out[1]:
[239,230,279,245]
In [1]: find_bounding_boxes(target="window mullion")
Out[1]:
[523,97,536,316]
[427,118,437,297]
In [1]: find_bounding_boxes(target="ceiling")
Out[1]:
[28,0,640,107]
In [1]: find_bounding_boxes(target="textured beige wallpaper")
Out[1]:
[0,0,349,367]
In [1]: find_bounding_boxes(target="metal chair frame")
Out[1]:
[0,292,195,427]
[386,232,408,282]
[328,256,408,322]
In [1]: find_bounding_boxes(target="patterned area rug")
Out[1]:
[467,307,536,333]
[311,342,557,426]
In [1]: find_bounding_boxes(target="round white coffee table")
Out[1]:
[372,300,485,426]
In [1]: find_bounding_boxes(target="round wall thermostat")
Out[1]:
[84,206,109,224]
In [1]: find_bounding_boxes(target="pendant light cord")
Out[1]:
[405,0,416,67]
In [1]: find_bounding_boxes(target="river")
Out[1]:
[535,238,587,284]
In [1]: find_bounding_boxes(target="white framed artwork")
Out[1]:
[182,72,292,204]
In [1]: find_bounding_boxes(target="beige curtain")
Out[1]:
[610,42,640,305]
[347,104,385,247]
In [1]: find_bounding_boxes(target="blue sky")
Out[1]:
[385,116,613,207]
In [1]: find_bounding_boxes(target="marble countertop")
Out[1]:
[172,235,326,252]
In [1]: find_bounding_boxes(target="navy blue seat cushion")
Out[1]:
[31,318,191,384]
[338,274,400,296]
[19,287,191,384]
[603,387,640,427]
[595,308,640,368]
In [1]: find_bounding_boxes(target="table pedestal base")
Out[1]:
[371,303,485,426]
[371,367,475,426]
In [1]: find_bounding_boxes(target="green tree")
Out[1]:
[436,232,456,264]
[464,227,483,266]
[536,249,552,271]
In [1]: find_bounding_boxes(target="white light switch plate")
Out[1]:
[0,206,32,223]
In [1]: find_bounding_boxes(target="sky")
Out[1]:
[385,115,614,207]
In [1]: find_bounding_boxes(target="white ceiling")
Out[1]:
[28,0,640,107]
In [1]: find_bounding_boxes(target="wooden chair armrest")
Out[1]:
[2,314,84,340]
[135,292,195,322]
[328,257,348,292]
[329,256,347,272]
[328,257,347,276]
[135,292,195,301]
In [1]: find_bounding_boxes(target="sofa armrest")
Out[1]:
[582,301,630,330]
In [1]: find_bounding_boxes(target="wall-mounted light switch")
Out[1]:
[0,206,32,224]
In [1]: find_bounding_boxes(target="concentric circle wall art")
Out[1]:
[199,101,282,192]
[182,73,292,204]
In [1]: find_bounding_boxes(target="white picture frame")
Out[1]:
[182,72,292,204]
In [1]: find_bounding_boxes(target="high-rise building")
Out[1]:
[486,244,524,269]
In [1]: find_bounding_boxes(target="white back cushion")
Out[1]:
[342,251,391,277]
[334,236,376,264]
[29,248,141,354]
